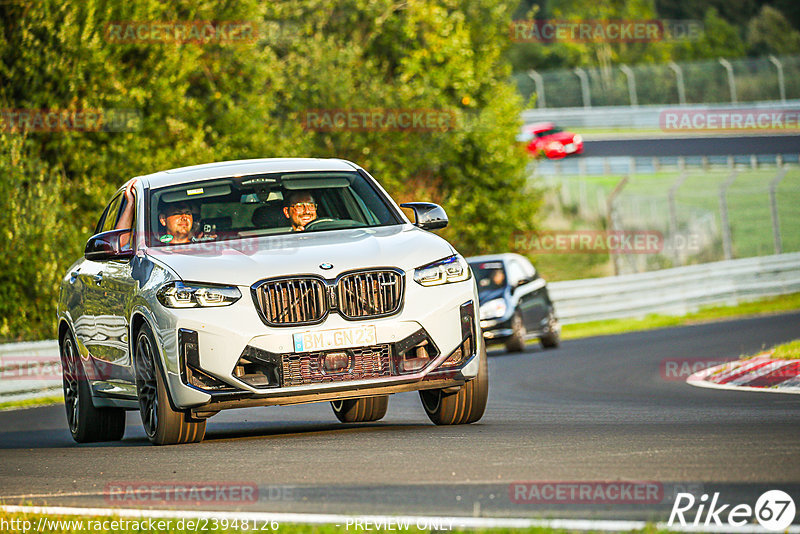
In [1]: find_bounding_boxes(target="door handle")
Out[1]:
[92,273,104,285]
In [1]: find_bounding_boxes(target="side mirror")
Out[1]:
[400,202,448,231]
[85,229,134,261]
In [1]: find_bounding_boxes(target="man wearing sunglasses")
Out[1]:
[283,191,318,231]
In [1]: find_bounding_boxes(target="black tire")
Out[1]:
[419,345,488,425]
[60,332,125,443]
[505,311,526,353]
[135,325,205,445]
[539,309,561,349]
[331,395,389,423]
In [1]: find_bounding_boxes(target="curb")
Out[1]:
[687,351,800,394]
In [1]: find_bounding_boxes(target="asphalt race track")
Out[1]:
[584,134,800,157]
[1,312,799,523]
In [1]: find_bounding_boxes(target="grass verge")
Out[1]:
[738,339,800,361]
[562,292,800,341]
[0,394,63,412]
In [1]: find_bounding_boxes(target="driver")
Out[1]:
[158,201,202,244]
[283,191,318,231]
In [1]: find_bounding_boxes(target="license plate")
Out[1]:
[565,143,575,153]
[293,325,377,353]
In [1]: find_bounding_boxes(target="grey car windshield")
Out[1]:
[147,171,401,246]
[470,261,507,290]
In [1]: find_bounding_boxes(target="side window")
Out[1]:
[95,194,123,235]
[505,260,526,287]
[100,194,124,233]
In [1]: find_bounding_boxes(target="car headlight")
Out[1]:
[547,141,564,151]
[573,134,582,144]
[157,281,241,308]
[413,254,472,286]
[479,298,507,320]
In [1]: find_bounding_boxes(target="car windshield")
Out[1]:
[470,261,507,291]
[535,127,562,137]
[147,171,401,246]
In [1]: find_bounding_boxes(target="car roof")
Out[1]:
[523,122,555,133]
[138,158,360,189]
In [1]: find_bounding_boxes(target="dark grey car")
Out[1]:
[467,253,560,352]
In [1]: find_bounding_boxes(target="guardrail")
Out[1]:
[0,340,61,404]
[2,252,799,403]
[549,252,800,324]
[521,99,800,129]
[534,154,800,177]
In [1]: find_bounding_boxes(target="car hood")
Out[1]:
[145,224,455,286]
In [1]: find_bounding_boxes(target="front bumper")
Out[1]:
[479,315,514,341]
[151,276,481,410]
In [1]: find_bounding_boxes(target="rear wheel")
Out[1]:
[539,309,561,349]
[331,396,389,423]
[135,325,205,445]
[505,312,526,353]
[60,332,125,443]
[419,345,488,425]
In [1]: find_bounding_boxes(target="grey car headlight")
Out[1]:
[413,254,471,286]
[479,298,507,320]
[157,281,241,308]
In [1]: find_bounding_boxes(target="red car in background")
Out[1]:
[518,122,583,159]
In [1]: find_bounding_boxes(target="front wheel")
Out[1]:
[135,325,205,445]
[419,345,488,425]
[331,396,388,423]
[60,332,125,443]
[505,312,526,352]
[539,309,561,349]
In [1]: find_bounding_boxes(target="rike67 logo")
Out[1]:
[669,490,796,531]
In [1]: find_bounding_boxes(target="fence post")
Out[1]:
[718,58,737,104]
[528,69,546,108]
[768,55,786,103]
[574,67,591,109]
[607,176,629,276]
[668,172,689,265]
[770,168,788,254]
[620,65,638,107]
[669,62,686,105]
[719,171,739,260]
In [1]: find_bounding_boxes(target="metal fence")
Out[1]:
[516,55,800,108]
[534,156,800,274]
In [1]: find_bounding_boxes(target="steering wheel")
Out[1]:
[303,218,334,231]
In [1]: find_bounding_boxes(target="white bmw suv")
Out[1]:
[57,158,487,445]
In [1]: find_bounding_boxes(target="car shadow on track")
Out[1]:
[0,420,436,449]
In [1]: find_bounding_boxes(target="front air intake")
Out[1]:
[336,269,404,319]
[252,277,327,326]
